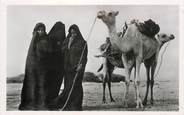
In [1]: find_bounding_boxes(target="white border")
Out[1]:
[1,0,184,114]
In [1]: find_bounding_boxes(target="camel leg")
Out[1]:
[102,73,107,103]
[108,81,115,102]
[121,55,132,107]
[134,59,143,108]
[107,70,115,102]
[143,65,150,105]
[150,62,156,105]
[133,67,137,100]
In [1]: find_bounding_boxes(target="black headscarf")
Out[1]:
[48,21,66,42]
[48,22,66,51]
[27,22,47,58]
[67,24,84,40]
[49,22,64,34]
[33,22,46,34]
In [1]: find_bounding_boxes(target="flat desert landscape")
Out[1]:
[7,81,178,111]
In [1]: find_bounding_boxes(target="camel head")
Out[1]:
[157,33,175,44]
[97,10,119,26]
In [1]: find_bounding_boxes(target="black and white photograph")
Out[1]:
[4,4,180,111]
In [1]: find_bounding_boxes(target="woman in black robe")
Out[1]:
[45,22,66,106]
[19,23,50,110]
[51,24,88,111]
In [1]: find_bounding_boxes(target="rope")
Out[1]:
[154,42,170,80]
[60,17,97,110]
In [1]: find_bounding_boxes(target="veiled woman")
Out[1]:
[19,23,50,110]
[45,21,66,106]
[51,24,88,111]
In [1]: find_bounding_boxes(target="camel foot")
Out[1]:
[150,99,154,105]
[140,102,144,108]
[102,99,106,103]
[142,99,147,106]
[136,100,144,108]
[124,101,128,108]
[136,104,144,109]
[110,98,115,102]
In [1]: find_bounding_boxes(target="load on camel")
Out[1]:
[97,10,175,108]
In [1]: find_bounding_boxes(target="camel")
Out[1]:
[95,37,124,103]
[97,10,174,108]
[96,33,174,105]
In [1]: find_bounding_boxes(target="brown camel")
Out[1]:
[96,33,174,105]
[97,10,174,108]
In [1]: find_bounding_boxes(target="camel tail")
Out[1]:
[97,64,103,72]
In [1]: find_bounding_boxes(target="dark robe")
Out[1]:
[51,24,88,111]
[45,22,66,106]
[19,23,50,110]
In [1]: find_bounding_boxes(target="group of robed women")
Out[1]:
[18,21,88,111]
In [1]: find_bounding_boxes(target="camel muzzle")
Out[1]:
[170,34,175,40]
[97,14,103,19]
[97,11,105,19]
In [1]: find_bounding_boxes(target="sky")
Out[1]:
[7,5,179,81]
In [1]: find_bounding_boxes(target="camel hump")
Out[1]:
[133,19,160,38]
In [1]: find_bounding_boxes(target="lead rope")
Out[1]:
[60,17,97,110]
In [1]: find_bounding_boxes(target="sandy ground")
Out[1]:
[7,81,178,111]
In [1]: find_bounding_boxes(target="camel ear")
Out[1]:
[115,11,119,16]
[125,22,128,28]
[156,34,161,40]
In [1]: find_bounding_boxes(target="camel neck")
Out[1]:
[108,23,117,34]
[156,37,163,48]
[107,24,120,49]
